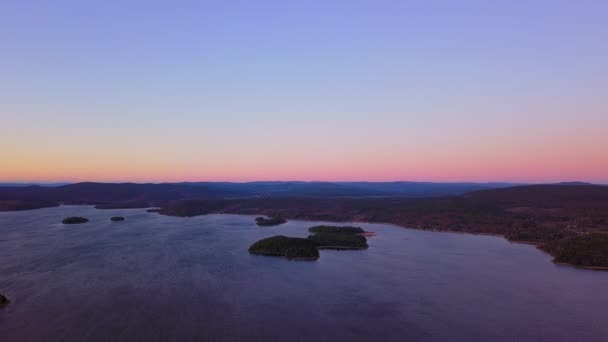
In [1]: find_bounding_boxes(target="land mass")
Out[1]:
[248,235,319,260]
[249,225,369,259]
[160,184,608,268]
[307,226,369,250]
[0,199,58,211]
[539,234,608,269]
[255,217,287,226]
[0,181,517,210]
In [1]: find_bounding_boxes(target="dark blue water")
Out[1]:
[1,206,607,341]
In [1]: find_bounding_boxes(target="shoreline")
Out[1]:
[317,246,368,250]
[249,251,318,261]
[161,211,608,271]
[553,261,608,271]
[3,205,605,271]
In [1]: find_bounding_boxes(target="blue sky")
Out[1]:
[1,1,607,182]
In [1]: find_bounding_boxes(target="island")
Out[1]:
[110,216,125,222]
[255,217,287,227]
[0,293,9,307]
[248,235,319,260]
[248,226,370,261]
[308,226,369,250]
[62,217,89,224]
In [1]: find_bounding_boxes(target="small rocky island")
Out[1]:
[0,293,9,307]
[255,216,287,226]
[62,217,89,224]
[110,216,125,222]
[249,235,319,260]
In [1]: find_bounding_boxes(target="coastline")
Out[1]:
[160,211,608,271]
[553,261,608,271]
[249,251,318,261]
[317,246,368,250]
[2,205,605,271]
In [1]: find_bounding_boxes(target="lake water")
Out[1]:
[1,206,607,341]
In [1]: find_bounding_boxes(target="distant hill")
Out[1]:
[554,181,595,186]
[0,183,69,187]
[177,181,518,197]
[158,183,608,227]
[465,183,608,207]
[0,182,240,208]
[0,181,519,211]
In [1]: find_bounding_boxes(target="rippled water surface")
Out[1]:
[1,206,607,341]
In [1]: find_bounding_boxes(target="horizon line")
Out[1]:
[1,180,606,186]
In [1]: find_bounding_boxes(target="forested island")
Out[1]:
[248,235,319,260]
[249,225,370,260]
[110,216,125,222]
[62,217,89,224]
[255,217,287,226]
[307,226,369,250]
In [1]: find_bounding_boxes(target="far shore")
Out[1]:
[156,211,608,271]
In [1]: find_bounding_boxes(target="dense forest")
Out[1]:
[307,226,368,250]
[248,236,319,260]
[539,234,608,268]
[0,199,58,211]
[249,225,369,260]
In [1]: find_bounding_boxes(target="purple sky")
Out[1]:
[1,1,607,183]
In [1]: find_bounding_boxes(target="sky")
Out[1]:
[1,0,607,183]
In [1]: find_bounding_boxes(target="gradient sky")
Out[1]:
[1,1,607,183]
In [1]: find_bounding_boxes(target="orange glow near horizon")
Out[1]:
[2,135,607,183]
[3,111,607,184]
